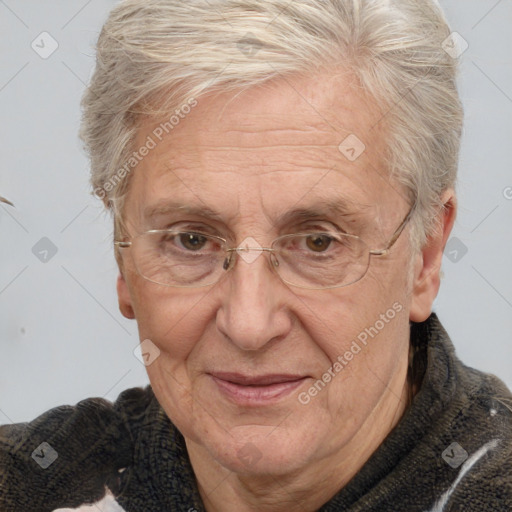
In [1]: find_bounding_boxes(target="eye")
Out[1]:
[177,232,208,251]
[305,234,333,252]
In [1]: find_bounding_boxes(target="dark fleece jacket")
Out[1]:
[1,314,511,511]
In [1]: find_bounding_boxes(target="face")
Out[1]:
[117,70,421,480]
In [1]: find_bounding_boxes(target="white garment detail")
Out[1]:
[53,489,126,512]
[426,438,500,512]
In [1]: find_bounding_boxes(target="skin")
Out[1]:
[116,70,456,511]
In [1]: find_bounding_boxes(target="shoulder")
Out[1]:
[411,315,512,508]
[438,354,512,507]
[0,386,155,512]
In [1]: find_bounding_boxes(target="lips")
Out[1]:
[209,372,308,405]
[211,372,305,386]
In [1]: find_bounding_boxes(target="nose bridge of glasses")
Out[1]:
[225,242,277,269]
[224,236,274,260]
[230,246,274,254]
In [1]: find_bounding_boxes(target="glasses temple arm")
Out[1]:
[114,241,132,248]
[371,201,417,256]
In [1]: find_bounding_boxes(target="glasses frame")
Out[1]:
[115,201,416,290]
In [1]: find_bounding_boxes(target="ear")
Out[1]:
[409,190,457,322]
[117,272,135,319]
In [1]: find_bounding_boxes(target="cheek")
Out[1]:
[128,275,214,361]
[296,284,405,356]
[131,283,216,442]
[299,291,410,427]
[293,266,412,409]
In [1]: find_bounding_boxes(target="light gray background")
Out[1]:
[1,0,511,424]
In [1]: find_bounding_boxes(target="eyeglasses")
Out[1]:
[115,203,415,290]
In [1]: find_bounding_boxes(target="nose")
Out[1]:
[215,248,293,351]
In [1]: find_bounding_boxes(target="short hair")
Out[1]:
[80,0,463,248]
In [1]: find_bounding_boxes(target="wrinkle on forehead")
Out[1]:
[125,70,403,239]
[141,68,385,150]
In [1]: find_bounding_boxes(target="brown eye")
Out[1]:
[179,233,208,251]
[305,234,332,252]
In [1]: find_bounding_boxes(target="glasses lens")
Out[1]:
[273,233,370,289]
[133,231,226,287]
[130,230,370,289]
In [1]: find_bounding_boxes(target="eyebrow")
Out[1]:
[144,201,226,223]
[143,197,369,227]
[276,198,369,226]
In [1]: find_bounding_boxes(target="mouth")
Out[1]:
[209,372,308,405]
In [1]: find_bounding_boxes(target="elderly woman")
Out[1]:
[1,0,511,511]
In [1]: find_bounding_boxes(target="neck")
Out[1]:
[186,365,413,512]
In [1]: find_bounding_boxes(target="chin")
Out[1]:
[195,416,325,476]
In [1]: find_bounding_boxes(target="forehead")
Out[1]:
[125,70,400,228]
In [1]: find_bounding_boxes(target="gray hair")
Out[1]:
[80,0,463,248]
